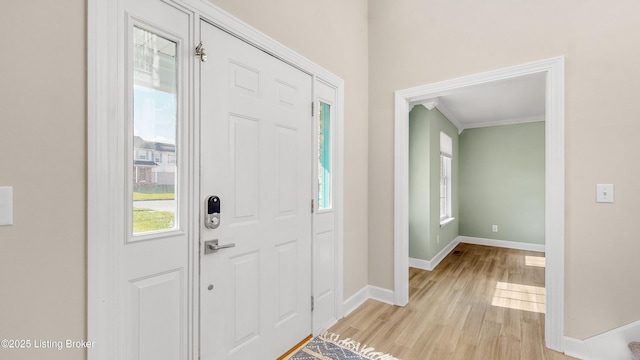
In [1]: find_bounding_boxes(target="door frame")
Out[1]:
[88,1,345,359]
[393,57,565,351]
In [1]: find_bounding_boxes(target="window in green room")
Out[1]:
[440,131,453,225]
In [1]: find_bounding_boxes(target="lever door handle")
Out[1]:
[204,239,235,254]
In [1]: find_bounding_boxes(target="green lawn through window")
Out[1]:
[133,208,175,233]
[133,192,175,201]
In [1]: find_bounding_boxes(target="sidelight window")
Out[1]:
[131,26,178,234]
[317,102,332,210]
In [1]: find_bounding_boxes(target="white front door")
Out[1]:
[199,21,313,360]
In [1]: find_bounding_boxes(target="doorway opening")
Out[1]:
[393,57,565,351]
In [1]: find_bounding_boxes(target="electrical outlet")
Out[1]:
[492,225,498,232]
[437,235,440,244]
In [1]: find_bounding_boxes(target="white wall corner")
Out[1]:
[342,286,370,318]
[342,285,395,319]
[368,286,395,305]
[563,337,589,360]
[564,319,640,360]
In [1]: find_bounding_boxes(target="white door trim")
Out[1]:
[88,0,345,358]
[393,57,565,351]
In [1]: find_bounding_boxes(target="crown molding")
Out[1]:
[419,99,438,110]
[433,101,464,134]
[410,100,542,135]
[462,115,545,130]
[409,98,463,134]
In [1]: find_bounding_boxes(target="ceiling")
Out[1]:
[419,73,546,132]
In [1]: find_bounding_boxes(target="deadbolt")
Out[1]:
[205,196,221,229]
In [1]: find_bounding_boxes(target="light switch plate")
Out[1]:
[0,186,13,226]
[596,184,614,203]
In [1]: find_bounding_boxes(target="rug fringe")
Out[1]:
[319,332,400,360]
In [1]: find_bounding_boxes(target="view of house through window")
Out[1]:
[318,102,332,210]
[131,26,178,234]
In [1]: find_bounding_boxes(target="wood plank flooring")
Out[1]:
[329,243,576,360]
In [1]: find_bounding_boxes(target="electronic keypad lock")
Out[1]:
[205,195,221,229]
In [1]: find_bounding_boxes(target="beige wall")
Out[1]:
[0,1,86,360]
[207,0,370,299]
[368,0,640,339]
[4,1,639,357]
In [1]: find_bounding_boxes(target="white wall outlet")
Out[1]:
[437,235,440,244]
[492,225,498,232]
[0,186,13,226]
[596,184,614,203]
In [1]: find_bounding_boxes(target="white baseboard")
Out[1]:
[409,237,460,271]
[458,236,545,252]
[563,319,640,360]
[408,257,431,271]
[408,236,544,273]
[369,285,395,305]
[342,285,395,318]
[342,286,369,318]
[563,337,588,359]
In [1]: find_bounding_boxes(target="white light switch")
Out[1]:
[596,184,614,203]
[0,186,13,226]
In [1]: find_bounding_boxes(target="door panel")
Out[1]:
[200,21,313,360]
[121,0,191,359]
[276,128,298,215]
[230,252,260,345]
[128,270,182,360]
[275,240,298,322]
[312,81,339,332]
[230,115,260,222]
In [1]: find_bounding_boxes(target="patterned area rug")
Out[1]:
[286,332,400,360]
[630,342,640,360]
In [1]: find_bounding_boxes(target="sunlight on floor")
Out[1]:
[491,281,546,313]
[525,255,546,267]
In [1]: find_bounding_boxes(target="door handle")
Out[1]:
[204,239,235,254]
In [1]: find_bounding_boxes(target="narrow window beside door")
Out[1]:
[318,102,332,210]
[131,26,178,234]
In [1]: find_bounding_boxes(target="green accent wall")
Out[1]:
[409,106,459,261]
[458,122,545,244]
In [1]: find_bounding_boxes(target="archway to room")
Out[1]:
[393,57,565,351]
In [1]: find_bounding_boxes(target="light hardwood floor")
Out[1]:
[329,243,576,360]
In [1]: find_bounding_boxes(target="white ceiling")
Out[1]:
[420,73,546,131]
